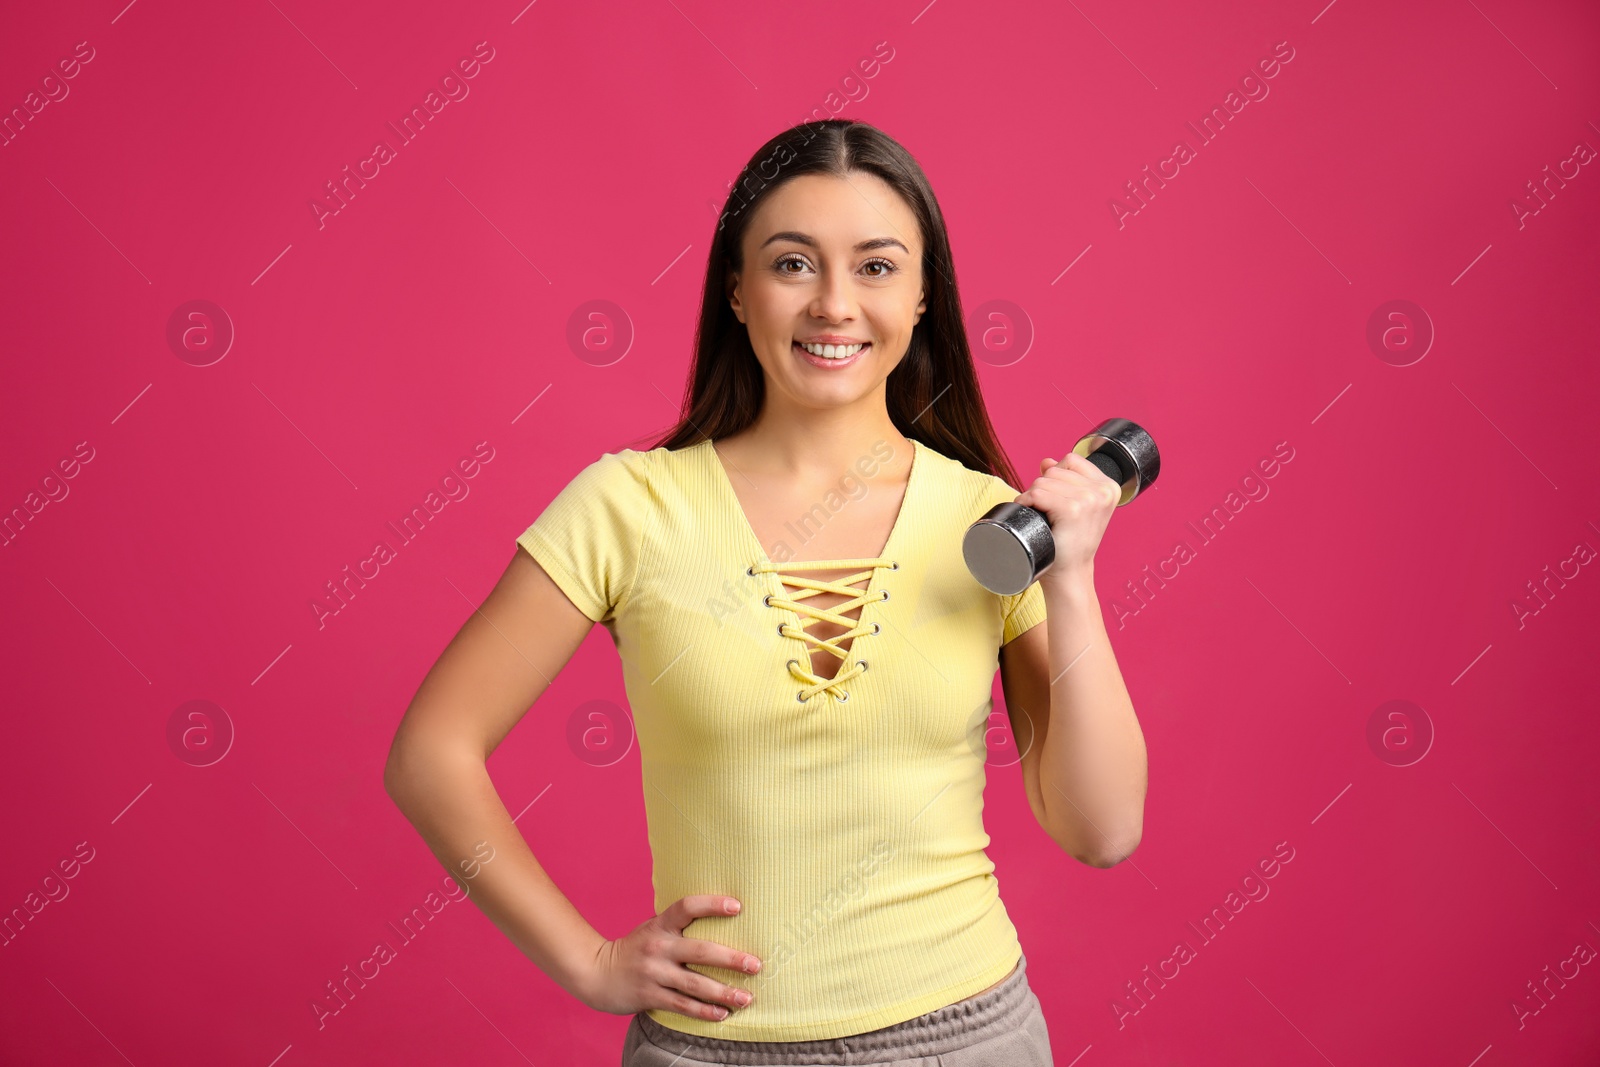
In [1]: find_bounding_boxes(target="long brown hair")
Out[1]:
[644,118,1025,490]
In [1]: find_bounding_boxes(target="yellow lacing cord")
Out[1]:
[752,558,897,703]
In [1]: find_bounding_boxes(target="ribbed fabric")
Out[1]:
[516,436,1047,1042]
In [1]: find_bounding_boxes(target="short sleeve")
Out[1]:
[1001,582,1047,645]
[515,450,650,624]
[981,473,1048,646]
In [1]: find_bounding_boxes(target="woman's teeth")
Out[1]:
[797,342,867,359]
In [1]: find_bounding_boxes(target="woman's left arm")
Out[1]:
[997,454,1149,868]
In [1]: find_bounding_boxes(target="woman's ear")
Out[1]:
[727,272,744,324]
[914,291,926,324]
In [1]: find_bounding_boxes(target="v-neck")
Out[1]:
[703,436,924,569]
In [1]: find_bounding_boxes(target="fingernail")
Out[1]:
[715,1007,729,1020]
[744,956,760,973]
[734,991,752,1006]
[725,899,740,914]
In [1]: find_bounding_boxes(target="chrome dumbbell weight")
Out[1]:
[962,418,1160,595]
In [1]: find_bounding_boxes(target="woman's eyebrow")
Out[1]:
[759,231,910,255]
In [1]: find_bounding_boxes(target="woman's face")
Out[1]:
[728,171,927,408]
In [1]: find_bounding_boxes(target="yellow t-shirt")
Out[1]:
[516,435,1047,1041]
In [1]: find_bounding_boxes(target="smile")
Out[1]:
[794,341,869,368]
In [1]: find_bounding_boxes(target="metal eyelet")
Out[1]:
[836,689,850,702]
[859,660,869,671]
[777,623,787,637]
[880,590,891,601]
[763,594,774,606]
[872,623,881,634]
[746,566,755,576]
[796,690,809,702]
[888,561,899,570]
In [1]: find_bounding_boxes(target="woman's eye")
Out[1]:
[774,255,898,277]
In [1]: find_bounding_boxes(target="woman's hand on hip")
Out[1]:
[576,894,761,1022]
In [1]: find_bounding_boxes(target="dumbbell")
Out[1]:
[963,418,1159,595]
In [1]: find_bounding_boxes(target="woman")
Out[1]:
[384,118,1148,1066]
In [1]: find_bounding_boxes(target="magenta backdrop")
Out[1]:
[3,0,1598,1064]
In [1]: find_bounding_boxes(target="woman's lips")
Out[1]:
[793,341,869,369]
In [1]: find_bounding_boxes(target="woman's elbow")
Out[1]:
[1067,830,1142,869]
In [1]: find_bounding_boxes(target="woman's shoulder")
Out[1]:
[913,439,1020,510]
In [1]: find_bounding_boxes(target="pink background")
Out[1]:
[3,0,1598,1063]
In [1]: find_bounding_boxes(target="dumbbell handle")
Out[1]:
[963,418,1159,595]
[1081,449,1128,486]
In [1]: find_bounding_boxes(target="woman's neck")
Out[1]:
[718,410,911,487]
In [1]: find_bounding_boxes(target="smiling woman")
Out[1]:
[628,119,1068,1061]
[383,117,1147,1067]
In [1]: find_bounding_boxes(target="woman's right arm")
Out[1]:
[382,548,761,1022]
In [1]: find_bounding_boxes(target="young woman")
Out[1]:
[385,119,1148,1067]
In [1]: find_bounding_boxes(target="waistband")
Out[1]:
[634,953,1032,1064]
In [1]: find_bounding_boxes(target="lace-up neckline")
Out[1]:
[751,558,897,702]
[706,437,924,705]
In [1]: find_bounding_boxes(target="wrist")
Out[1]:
[1040,564,1095,600]
[547,929,607,1005]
